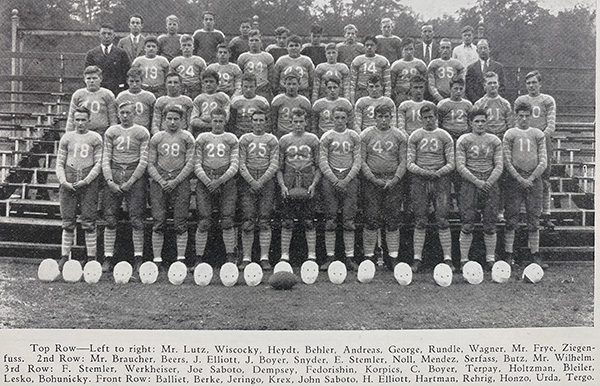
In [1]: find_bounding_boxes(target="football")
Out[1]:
[268,271,298,290]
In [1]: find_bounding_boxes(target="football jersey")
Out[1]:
[390,58,427,98]
[238,132,279,180]
[407,128,454,174]
[473,95,514,138]
[437,98,473,139]
[192,29,225,63]
[279,132,320,172]
[265,44,288,63]
[66,88,117,136]
[157,34,182,61]
[148,129,196,184]
[312,97,354,136]
[360,125,407,178]
[336,42,365,68]
[375,35,403,64]
[301,44,327,66]
[503,127,547,176]
[237,51,274,89]
[195,131,239,173]
[206,62,243,95]
[514,94,556,135]
[350,54,391,94]
[354,96,396,133]
[397,100,436,135]
[103,124,150,166]
[131,56,170,89]
[56,131,103,185]
[115,89,156,130]
[152,95,194,135]
[228,36,249,63]
[455,132,503,184]
[427,58,465,101]
[319,129,361,181]
[230,95,270,137]
[271,94,312,137]
[274,55,315,91]
[170,56,207,87]
[314,62,350,99]
[191,92,231,127]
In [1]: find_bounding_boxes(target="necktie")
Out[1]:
[103,45,108,56]
[425,44,431,64]
[483,60,488,74]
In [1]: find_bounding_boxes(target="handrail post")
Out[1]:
[11,9,20,111]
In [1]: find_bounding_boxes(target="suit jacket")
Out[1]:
[465,59,506,103]
[414,41,439,66]
[84,45,131,96]
[118,35,145,63]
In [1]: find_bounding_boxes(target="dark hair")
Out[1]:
[401,37,414,49]
[311,25,324,34]
[291,108,306,118]
[410,75,427,84]
[514,101,532,114]
[363,35,378,45]
[287,35,302,45]
[144,36,158,46]
[130,14,144,24]
[469,108,487,122]
[211,107,226,117]
[201,69,219,82]
[420,104,436,117]
[74,106,91,118]
[367,75,382,84]
[241,73,257,84]
[450,77,465,88]
[165,106,184,119]
[374,104,393,116]
[127,67,143,78]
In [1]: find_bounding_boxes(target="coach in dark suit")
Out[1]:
[414,24,439,66]
[465,39,506,103]
[84,24,131,96]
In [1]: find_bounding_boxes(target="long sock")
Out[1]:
[363,228,378,257]
[259,229,271,260]
[343,230,355,257]
[413,228,426,259]
[542,185,552,214]
[504,229,515,253]
[152,231,164,261]
[484,233,497,262]
[242,231,254,261]
[324,231,336,256]
[132,229,144,257]
[176,232,188,260]
[281,228,292,258]
[459,231,473,262]
[222,228,235,254]
[84,230,97,259]
[385,229,399,258]
[104,228,116,257]
[306,229,317,259]
[439,228,452,260]
[529,230,540,254]
[61,230,75,257]
[195,229,208,256]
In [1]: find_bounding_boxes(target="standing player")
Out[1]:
[56,107,103,268]
[336,24,365,68]
[237,111,279,270]
[192,11,225,64]
[270,72,312,138]
[190,70,231,136]
[390,38,427,106]
[318,108,361,271]
[300,25,327,66]
[428,38,465,103]
[102,102,150,273]
[228,19,252,63]
[312,77,354,137]
[265,26,290,63]
[455,109,503,271]
[360,105,407,270]
[437,78,473,141]
[207,44,243,98]
[514,70,556,230]
[397,75,437,136]
[312,43,350,102]
[147,106,195,266]
[473,71,514,138]
[273,35,315,99]
[193,108,239,266]
[115,67,156,131]
[376,18,402,64]
[349,36,391,104]
[407,105,455,272]
[151,72,194,134]
[169,34,207,99]
[230,73,270,138]
[503,102,548,268]
[277,108,321,265]
[354,75,396,133]
[237,31,275,101]
[157,15,182,61]
[131,36,170,98]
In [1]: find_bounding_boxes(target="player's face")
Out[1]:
[440,43,452,60]
[462,31,473,45]
[166,76,182,96]
[484,77,499,96]
[118,105,135,126]
[165,112,182,133]
[249,36,261,52]
[216,48,230,63]
[450,83,464,100]
[526,77,541,96]
[375,111,392,130]
[127,76,143,93]
[471,114,487,135]
[291,115,306,134]
[410,82,425,99]
[326,81,340,99]
[181,41,194,56]
[421,26,433,43]
[166,20,179,34]
[332,111,348,131]
[203,14,215,30]
[251,113,267,135]
[517,110,531,130]
[240,23,251,37]
[100,28,115,46]
[477,43,489,60]
[325,49,338,63]
[344,29,357,43]
[367,82,382,98]
[402,44,414,60]
[311,33,323,45]
[287,42,301,57]
[284,78,299,95]
[364,40,377,56]
[129,17,143,35]
[210,114,226,134]
[144,42,158,57]
[73,112,90,134]
[241,80,256,98]
[276,34,288,47]
[202,77,218,93]
[422,110,437,130]
[381,22,393,36]
[84,73,102,91]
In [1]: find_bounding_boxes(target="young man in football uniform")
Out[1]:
[228,19,251,63]
[360,105,407,270]
[349,36,391,104]
[428,38,465,103]
[455,109,503,271]
[336,24,365,68]
[397,75,436,136]
[102,102,150,273]
[169,34,207,99]
[265,26,290,63]
[151,72,194,135]
[319,108,362,271]
[503,102,548,269]
[473,71,514,139]
[376,18,402,64]
[157,15,182,61]
[312,77,354,137]
[273,35,315,99]
[56,107,103,268]
[190,70,231,137]
[301,25,327,66]
[192,11,225,64]
[193,108,239,266]
[147,106,195,266]
[270,72,312,138]
[230,73,270,138]
[407,105,455,272]
[312,43,350,102]
[206,44,243,98]
[354,75,396,133]
[390,37,427,106]
[277,108,321,265]
[237,110,279,270]
[131,36,170,98]
[115,67,156,131]
[237,30,275,101]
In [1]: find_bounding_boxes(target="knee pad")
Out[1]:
[325,219,337,231]
[104,216,118,230]
[282,219,294,229]
[242,220,255,232]
[342,220,355,232]
[220,218,234,230]
[414,217,427,230]
[303,219,315,230]
[257,219,271,231]
[482,225,496,235]
[196,219,211,232]
[461,224,474,234]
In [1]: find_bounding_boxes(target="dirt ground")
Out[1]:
[0,260,593,330]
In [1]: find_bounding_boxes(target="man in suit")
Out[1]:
[414,24,439,102]
[84,24,131,96]
[465,39,506,103]
[118,14,145,63]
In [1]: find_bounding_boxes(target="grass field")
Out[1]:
[0,259,593,330]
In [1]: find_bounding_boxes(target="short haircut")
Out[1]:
[283,71,300,82]
[83,65,102,77]
[275,26,290,36]
[514,101,532,114]
[450,77,465,87]
[469,108,487,122]
[325,76,341,86]
[118,101,135,110]
[367,74,382,84]
[74,106,91,118]
[127,67,143,78]
[525,70,542,82]
[251,110,267,119]
[165,72,182,82]
[461,25,474,34]
[248,30,261,38]
[477,39,489,48]
[241,73,257,84]
[311,25,323,34]
[401,37,414,49]
[240,18,251,26]
[287,35,302,45]
[331,106,348,116]
[165,105,184,118]
[440,38,452,46]
[374,104,393,116]
[166,15,179,23]
[211,107,226,117]
[421,24,433,30]
[216,43,229,51]
[100,23,114,31]
[130,14,144,24]
[144,36,158,46]
[381,17,393,25]
[203,11,215,18]
[291,108,306,119]
[420,104,436,117]
[410,74,426,84]
[201,69,219,82]
[344,24,357,33]
[325,43,337,51]
[179,34,193,44]
[363,35,378,45]
[484,71,498,81]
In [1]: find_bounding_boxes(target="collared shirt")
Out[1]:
[452,43,478,67]
[102,44,113,55]
[480,59,489,73]
[130,34,140,44]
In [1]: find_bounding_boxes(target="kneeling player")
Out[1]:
[147,106,195,266]
[56,107,103,268]
[319,107,361,270]
[277,108,321,264]
[455,109,503,271]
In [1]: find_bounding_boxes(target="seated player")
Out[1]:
[131,36,170,98]
[277,108,321,265]
[349,36,391,104]
[193,108,239,266]
[238,110,279,271]
[397,75,436,136]
[312,76,354,137]
[502,102,548,269]
[56,107,103,268]
[115,67,156,131]
[190,70,231,137]
[230,73,270,138]
[455,109,503,271]
[427,38,465,103]
[147,106,195,267]
[270,71,312,138]
[169,34,207,99]
[207,44,243,98]
[354,75,396,133]
[273,35,315,99]
[376,18,402,64]
[390,37,427,106]
[151,72,194,135]
[237,30,275,101]
[312,43,350,102]
[360,105,407,270]
[318,108,361,271]
[407,105,455,272]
